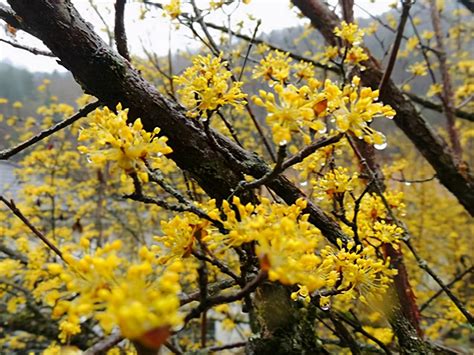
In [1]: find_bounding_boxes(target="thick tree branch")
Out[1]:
[6,0,349,246]
[0,4,23,29]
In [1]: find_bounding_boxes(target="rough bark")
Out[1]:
[292,0,474,216]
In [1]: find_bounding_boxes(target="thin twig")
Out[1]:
[0,37,55,56]
[379,0,413,94]
[180,279,237,306]
[420,266,473,312]
[238,19,261,81]
[0,243,27,264]
[114,0,130,61]
[428,0,462,160]
[0,101,101,160]
[333,311,392,354]
[206,341,246,352]
[404,92,474,122]
[0,196,64,262]
[229,143,287,199]
[184,271,266,323]
[405,240,473,324]
[390,175,437,184]
[84,333,124,355]
[281,133,344,170]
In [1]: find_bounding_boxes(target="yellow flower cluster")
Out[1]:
[78,104,172,181]
[163,0,181,19]
[174,54,247,118]
[334,21,364,45]
[331,242,397,304]
[45,242,183,342]
[320,22,368,66]
[252,50,292,83]
[155,196,396,306]
[253,75,395,147]
[253,82,326,144]
[408,62,428,76]
[312,167,359,200]
[329,76,395,147]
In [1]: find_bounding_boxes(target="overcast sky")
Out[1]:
[0,0,392,73]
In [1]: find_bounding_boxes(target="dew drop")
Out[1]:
[157,152,163,157]
[386,115,394,119]
[404,181,412,186]
[279,140,288,146]
[86,155,92,164]
[319,299,331,311]
[300,181,308,187]
[318,126,327,134]
[374,142,388,150]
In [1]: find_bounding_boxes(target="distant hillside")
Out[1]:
[0,61,82,109]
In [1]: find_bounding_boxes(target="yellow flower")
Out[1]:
[174,54,247,118]
[322,46,340,63]
[408,62,428,76]
[346,46,369,65]
[427,83,442,97]
[328,76,395,147]
[12,101,23,109]
[422,30,435,40]
[252,50,292,83]
[253,83,326,144]
[78,104,172,178]
[334,21,364,45]
[406,36,419,51]
[163,0,180,19]
[312,167,358,200]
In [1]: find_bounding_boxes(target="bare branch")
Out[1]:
[114,0,130,61]
[0,101,101,160]
[84,333,123,355]
[0,197,65,262]
[0,37,54,56]
[420,266,473,312]
[379,0,413,94]
[429,0,463,160]
[404,92,474,122]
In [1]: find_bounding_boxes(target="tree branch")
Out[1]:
[0,101,100,160]
[0,37,54,56]
[0,196,65,262]
[379,0,413,94]
[114,0,130,61]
